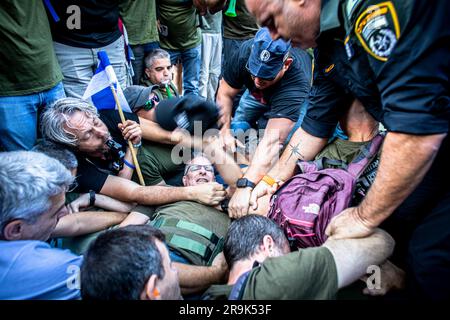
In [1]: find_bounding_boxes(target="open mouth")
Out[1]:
[196,178,209,183]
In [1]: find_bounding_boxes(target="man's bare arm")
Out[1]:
[249,127,328,211]
[323,228,395,289]
[241,118,292,184]
[267,127,328,182]
[203,137,243,186]
[52,211,127,238]
[358,132,446,227]
[216,79,241,131]
[174,252,228,293]
[100,175,226,206]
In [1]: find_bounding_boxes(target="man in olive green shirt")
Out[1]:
[140,49,179,100]
[0,0,65,151]
[120,0,160,85]
[203,214,394,300]
[222,0,259,69]
[157,0,203,96]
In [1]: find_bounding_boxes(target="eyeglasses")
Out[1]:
[184,164,214,175]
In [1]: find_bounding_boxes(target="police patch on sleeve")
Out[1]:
[354,1,400,61]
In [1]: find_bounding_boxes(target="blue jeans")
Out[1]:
[131,41,160,85]
[0,82,66,151]
[231,90,308,145]
[166,45,201,96]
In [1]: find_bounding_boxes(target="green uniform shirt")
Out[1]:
[153,201,230,265]
[243,247,338,299]
[140,77,179,100]
[119,0,159,45]
[315,138,371,165]
[0,0,63,96]
[203,247,338,299]
[222,0,259,40]
[157,0,201,50]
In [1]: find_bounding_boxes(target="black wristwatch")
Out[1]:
[236,178,256,189]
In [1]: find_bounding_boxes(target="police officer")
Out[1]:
[246,0,450,300]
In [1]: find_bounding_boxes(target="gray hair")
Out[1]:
[32,140,78,171]
[0,151,74,234]
[41,97,98,147]
[144,48,171,69]
[223,215,289,268]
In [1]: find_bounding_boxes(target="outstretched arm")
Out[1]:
[323,228,395,289]
[52,211,127,238]
[326,132,446,239]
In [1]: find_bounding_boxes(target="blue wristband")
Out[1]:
[123,159,136,170]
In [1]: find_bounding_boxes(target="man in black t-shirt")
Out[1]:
[41,98,227,208]
[218,27,311,147]
[45,0,129,98]
[216,27,312,218]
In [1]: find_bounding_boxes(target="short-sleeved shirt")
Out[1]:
[302,0,450,138]
[47,0,123,48]
[223,40,312,122]
[0,240,82,300]
[157,0,201,50]
[153,201,230,265]
[119,0,159,45]
[203,246,338,300]
[222,0,259,40]
[0,0,63,96]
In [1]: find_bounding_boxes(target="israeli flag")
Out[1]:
[82,51,131,113]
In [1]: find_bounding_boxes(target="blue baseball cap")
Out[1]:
[247,27,292,80]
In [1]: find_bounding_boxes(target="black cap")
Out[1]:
[123,85,160,112]
[155,96,219,134]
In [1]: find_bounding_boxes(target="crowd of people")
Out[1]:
[0,0,448,301]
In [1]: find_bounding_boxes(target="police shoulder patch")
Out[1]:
[354,1,401,61]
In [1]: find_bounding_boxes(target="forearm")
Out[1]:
[175,262,226,291]
[324,228,395,289]
[139,117,175,145]
[204,138,243,186]
[216,84,235,131]
[52,211,127,237]
[118,147,134,180]
[132,185,194,206]
[358,132,446,227]
[94,194,136,212]
[243,127,282,183]
[267,127,327,182]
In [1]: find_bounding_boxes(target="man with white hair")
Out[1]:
[0,151,81,299]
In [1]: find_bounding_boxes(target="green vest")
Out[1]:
[151,201,230,266]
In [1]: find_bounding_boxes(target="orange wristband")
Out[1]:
[262,175,277,187]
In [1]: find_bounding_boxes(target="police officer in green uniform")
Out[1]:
[246,0,450,299]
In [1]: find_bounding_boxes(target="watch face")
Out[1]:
[236,178,246,188]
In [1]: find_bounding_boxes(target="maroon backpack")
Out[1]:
[267,134,384,249]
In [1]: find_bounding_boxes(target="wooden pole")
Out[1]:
[109,84,146,186]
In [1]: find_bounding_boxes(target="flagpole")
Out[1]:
[109,84,146,186]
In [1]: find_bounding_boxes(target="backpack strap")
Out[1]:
[313,157,348,171]
[151,216,224,265]
[347,133,385,178]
